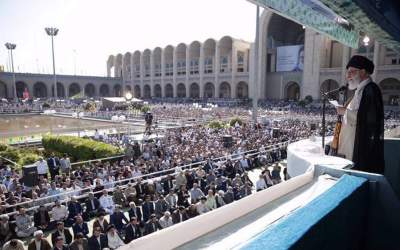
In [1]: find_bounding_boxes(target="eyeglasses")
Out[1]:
[346,69,360,75]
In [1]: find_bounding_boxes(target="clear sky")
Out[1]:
[0,0,257,76]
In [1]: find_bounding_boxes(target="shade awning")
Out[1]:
[248,0,400,52]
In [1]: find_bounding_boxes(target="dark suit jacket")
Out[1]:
[141,202,155,222]
[72,222,89,237]
[128,207,142,222]
[172,210,189,224]
[92,219,109,233]
[162,178,174,193]
[69,239,88,250]
[144,221,162,235]
[47,157,59,170]
[85,198,100,213]
[88,234,108,250]
[68,202,83,219]
[110,212,128,231]
[34,211,50,227]
[51,229,73,246]
[28,239,52,250]
[124,224,141,243]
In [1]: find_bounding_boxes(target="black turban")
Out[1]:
[346,55,374,74]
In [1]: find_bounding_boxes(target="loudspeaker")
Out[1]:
[23,165,38,187]
[222,135,233,148]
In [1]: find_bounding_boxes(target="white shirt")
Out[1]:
[159,216,173,228]
[35,240,41,250]
[99,195,114,209]
[52,205,69,221]
[107,232,125,249]
[196,202,209,214]
[36,160,48,175]
[256,178,267,190]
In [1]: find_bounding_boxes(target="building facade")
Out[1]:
[107,36,251,100]
[1,9,399,104]
[108,9,400,105]
[0,72,121,99]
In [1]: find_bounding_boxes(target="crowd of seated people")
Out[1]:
[0,120,296,248]
[0,151,284,249]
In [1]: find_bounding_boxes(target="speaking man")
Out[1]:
[336,55,384,174]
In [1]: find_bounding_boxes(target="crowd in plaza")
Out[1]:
[0,98,399,250]
[0,113,309,249]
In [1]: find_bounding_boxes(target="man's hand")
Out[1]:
[336,107,346,115]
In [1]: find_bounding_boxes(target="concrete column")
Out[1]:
[65,84,69,98]
[185,47,190,98]
[140,53,144,89]
[215,44,220,98]
[161,49,165,97]
[150,52,154,97]
[173,48,177,98]
[231,46,238,98]
[341,45,351,84]
[372,40,380,82]
[199,44,205,98]
[249,43,256,102]
[107,63,111,77]
[302,28,322,99]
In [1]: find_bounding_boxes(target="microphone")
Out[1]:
[322,84,348,97]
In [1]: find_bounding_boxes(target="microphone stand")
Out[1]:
[322,95,327,149]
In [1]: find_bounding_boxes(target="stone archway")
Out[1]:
[154,84,162,98]
[113,84,122,97]
[85,83,96,98]
[125,85,132,94]
[52,82,65,98]
[134,85,141,98]
[99,84,110,97]
[165,84,173,98]
[33,82,48,98]
[237,81,249,98]
[69,83,81,97]
[379,78,400,105]
[190,83,200,98]
[219,82,231,98]
[144,85,151,98]
[286,81,300,101]
[16,81,28,98]
[0,81,7,98]
[177,83,186,98]
[204,82,215,98]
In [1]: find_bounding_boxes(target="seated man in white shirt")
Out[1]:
[196,197,209,215]
[99,190,115,215]
[158,211,174,229]
[256,174,267,191]
[51,200,69,227]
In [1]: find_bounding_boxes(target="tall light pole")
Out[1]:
[45,27,59,101]
[5,43,17,101]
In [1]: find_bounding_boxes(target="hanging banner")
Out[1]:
[276,45,304,72]
[319,0,400,52]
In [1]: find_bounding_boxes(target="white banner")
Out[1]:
[276,45,304,72]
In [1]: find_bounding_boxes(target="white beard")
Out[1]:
[348,74,361,90]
